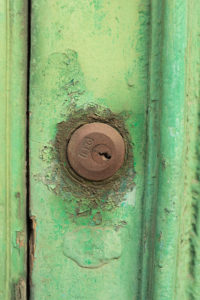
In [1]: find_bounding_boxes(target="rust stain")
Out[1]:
[34,105,135,213]
[16,231,25,248]
[15,191,22,219]
[15,278,26,300]
[93,212,102,225]
[29,216,36,282]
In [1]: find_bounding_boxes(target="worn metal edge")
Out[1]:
[139,0,163,298]
[175,0,200,299]
[0,0,27,299]
[141,0,189,299]
[151,1,187,299]
[188,0,200,296]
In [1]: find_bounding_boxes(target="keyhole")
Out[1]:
[98,152,111,160]
[92,144,112,164]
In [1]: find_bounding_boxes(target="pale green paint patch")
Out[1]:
[140,1,200,299]
[30,0,149,299]
[29,0,200,299]
[0,0,27,299]
[175,1,200,299]
[63,226,122,268]
[1,0,200,299]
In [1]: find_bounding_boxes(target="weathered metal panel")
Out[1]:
[1,0,200,299]
[175,1,200,299]
[0,0,27,299]
[140,1,200,299]
[29,0,200,299]
[29,0,149,299]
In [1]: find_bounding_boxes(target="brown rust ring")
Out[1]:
[67,122,125,181]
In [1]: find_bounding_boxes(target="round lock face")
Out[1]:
[67,122,125,181]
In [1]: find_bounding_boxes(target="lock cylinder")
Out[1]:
[67,122,125,181]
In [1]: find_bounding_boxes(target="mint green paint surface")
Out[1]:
[140,1,200,299]
[0,0,27,299]
[29,0,200,299]
[175,1,200,299]
[148,1,187,298]
[1,0,200,299]
[30,1,149,299]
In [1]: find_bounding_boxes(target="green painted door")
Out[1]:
[1,0,200,299]
[29,1,147,299]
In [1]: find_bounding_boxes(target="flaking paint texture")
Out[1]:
[30,0,149,299]
[29,0,200,299]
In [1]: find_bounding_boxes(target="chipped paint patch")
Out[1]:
[15,279,26,300]
[63,226,122,268]
[34,106,135,212]
[29,216,36,281]
[16,231,25,249]
[32,50,135,211]
[121,187,136,207]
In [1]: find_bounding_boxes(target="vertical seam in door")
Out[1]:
[5,0,11,298]
[26,0,32,298]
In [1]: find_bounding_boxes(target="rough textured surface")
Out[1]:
[15,279,26,300]
[54,105,134,202]
[144,1,188,299]
[29,0,200,299]
[140,1,200,300]
[0,1,27,299]
[30,0,149,299]
[176,1,200,299]
[1,1,200,299]
[63,226,122,268]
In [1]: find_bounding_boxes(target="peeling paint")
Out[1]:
[29,216,36,281]
[15,279,26,300]
[63,226,122,268]
[32,49,135,211]
[34,105,135,213]
[56,106,135,198]
[29,1,148,298]
[16,231,25,249]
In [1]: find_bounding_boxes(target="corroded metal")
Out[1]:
[67,122,125,181]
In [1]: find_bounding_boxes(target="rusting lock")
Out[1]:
[67,122,125,181]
